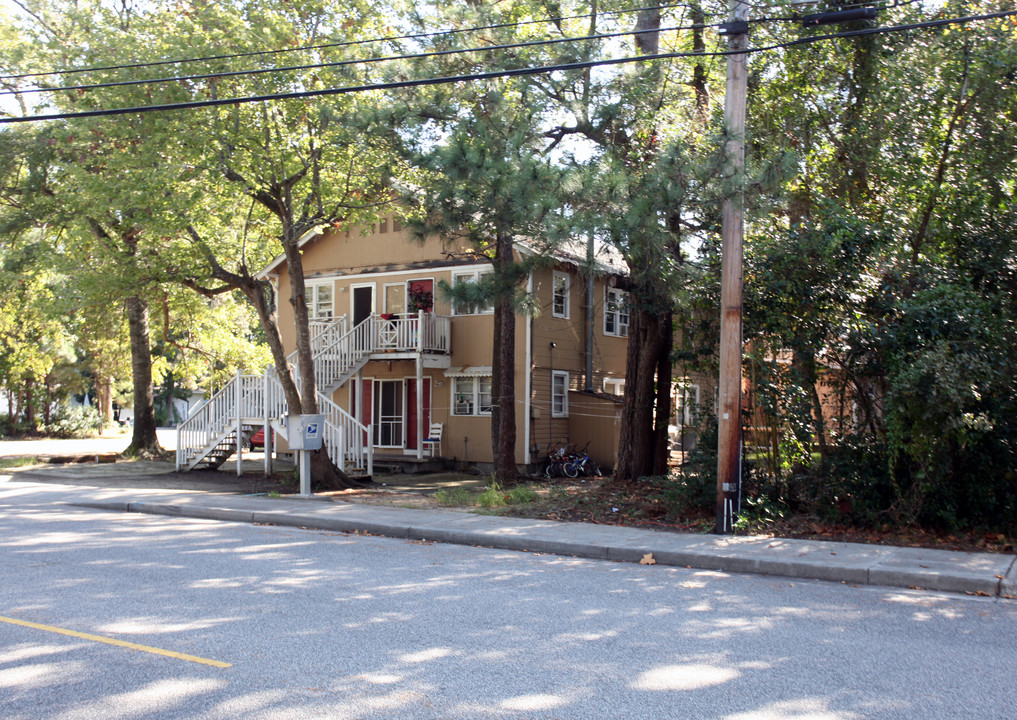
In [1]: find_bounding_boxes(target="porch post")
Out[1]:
[416,356,424,460]
[235,369,243,477]
[263,367,273,476]
[356,368,364,452]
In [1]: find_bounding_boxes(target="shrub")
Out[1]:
[46,404,101,439]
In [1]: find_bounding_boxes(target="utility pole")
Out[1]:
[715,1,750,534]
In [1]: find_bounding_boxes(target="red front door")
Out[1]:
[351,379,373,447]
[406,378,431,450]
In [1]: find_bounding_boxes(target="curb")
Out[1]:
[70,500,1017,599]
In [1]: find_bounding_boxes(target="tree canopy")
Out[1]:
[2,0,1015,531]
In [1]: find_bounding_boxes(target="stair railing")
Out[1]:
[176,373,245,470]
[318,391,373,475]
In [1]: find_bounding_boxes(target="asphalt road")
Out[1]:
[2,483,1016,720]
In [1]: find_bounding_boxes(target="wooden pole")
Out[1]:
[716,2,750,534]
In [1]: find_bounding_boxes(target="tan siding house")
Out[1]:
[262,214,631,472]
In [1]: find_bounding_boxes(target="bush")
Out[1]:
[642,473,714,519]
[46,404,101,439]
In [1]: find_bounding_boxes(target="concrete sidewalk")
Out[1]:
[4,466,1013,599]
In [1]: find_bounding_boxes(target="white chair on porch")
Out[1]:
[422,422,443,457]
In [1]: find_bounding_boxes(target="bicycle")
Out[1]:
[563,443,599,478]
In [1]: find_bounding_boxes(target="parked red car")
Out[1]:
[248,428,271,450]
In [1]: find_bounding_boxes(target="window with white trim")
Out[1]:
[451,270,494,315]
[452,376,493,416]
[384,283,406,315]
[305,281,333,320]
[603,377,626,396]
[604,288,629,337]
[552,271,569,318]
[551,371,569,417]
[675,383,701,426]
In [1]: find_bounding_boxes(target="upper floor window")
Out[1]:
[604,288,629,337]
[384,283,406,315]
[603,377,626,396]
[306,281,333,320]
[451,269,494,315]
[552,271,570,318]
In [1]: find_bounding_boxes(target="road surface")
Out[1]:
[2,480,1015,719]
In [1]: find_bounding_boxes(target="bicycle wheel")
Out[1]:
[563,461,580,478]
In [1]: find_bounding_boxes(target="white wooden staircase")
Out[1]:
[175,312,451,477]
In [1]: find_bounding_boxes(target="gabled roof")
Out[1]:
[524,237,628,277]
[255,226,323,280]
[256,225,629,280]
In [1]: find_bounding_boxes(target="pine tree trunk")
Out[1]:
[652,318,674,476]
[615,304,671,482]
[124,295,162,455]
[491,232,518,484]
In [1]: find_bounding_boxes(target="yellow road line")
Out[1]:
[0,614,231,668]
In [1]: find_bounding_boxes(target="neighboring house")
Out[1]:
[176,213,633,474]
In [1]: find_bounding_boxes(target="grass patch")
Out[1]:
[434,486,474,506]
[506,485,539,504]
[0,457,38,469]
[434,482,541,509]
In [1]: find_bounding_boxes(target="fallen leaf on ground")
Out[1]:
[640,553,656,565]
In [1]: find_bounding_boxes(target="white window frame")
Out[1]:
[452,376,493,416]
[675,383,701,426]
[552,271,570,319]
[602,377,626,396]
[604,288,629,337]
[551,370,569,418]
[383,282,407,315]
[451,269,494,316]
[306,281,334,321]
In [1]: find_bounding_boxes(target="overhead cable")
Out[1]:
[2,9,1012,125]
[1,23,713,97]
[0,3,707,81]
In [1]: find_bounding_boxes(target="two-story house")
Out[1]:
[270,213,632,471]
[175,211,637,476]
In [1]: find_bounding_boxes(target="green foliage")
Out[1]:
[880,279,1017,531]
[733,495,788,533]
[475,483,540,508]
[0,457,38,470]
[3,1,1016,533]
[434,482,539,508]
[434,487,473,507]
[642,472,715,519]
[45,403,101,439]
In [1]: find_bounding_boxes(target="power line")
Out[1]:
[2,9,1011,125]
[2,22,723,98]
[2,1,937,97]
[0,3,710,82]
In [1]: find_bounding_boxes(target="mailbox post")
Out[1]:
[287,414,324,496]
